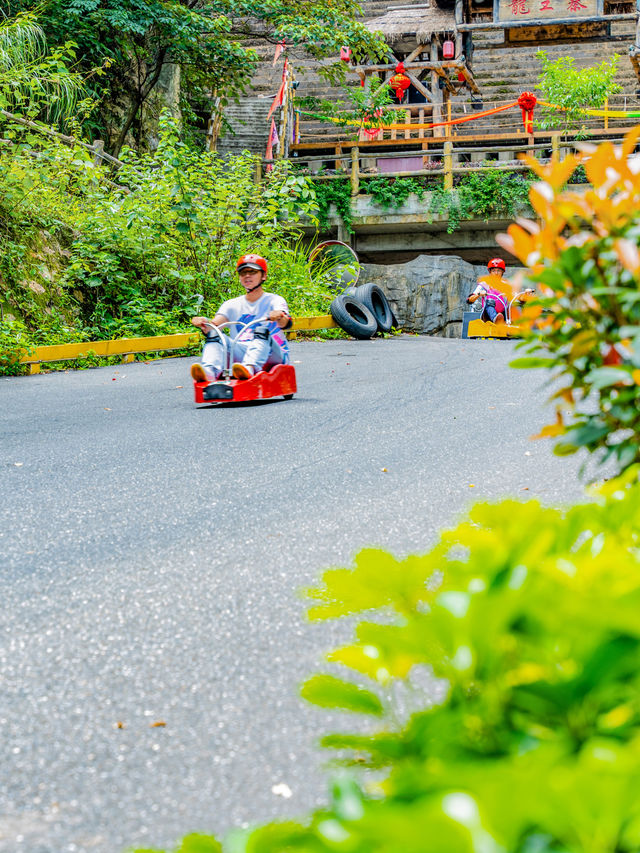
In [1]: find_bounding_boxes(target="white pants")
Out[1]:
[201,325,287,379]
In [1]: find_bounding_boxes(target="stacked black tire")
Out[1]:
[330,283,396,340]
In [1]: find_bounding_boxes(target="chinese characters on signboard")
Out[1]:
[499,0,597,21]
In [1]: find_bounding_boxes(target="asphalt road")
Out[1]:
[0,336,590,853]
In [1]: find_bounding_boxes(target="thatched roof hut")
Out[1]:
[366,3,456,51]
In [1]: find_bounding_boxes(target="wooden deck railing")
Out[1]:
[291,93,640,151]
[284,130,630,193]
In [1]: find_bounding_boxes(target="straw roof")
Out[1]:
[366,4,456,44]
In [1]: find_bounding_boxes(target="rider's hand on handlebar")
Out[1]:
[268,310,288,322]
[191,316,211,330]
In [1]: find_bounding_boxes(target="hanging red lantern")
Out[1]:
[389,62,411,102]
[443,40,455,59]
[517,91,537,134]
[340,46,352,62]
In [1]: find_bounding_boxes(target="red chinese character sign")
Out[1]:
[498,0,595,21]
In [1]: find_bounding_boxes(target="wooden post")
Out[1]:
[551,133,559,162]
[92,139,104,166]
[350,146,360,197]
[419,107,425,139]
[604,98,608,131]
[454,0,464,64]
[445,93,452,139]
[444,140,453,190]
[430,38,444,137]
[405,109,411,140]
[278,81,288,160]
[255,157,263,184]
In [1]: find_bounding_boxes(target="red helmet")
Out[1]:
[237,254,268,274]
[488,257,506,271]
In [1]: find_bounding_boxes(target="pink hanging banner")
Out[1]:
[265,120,279,171]
[267,59,288,120]
[273,39,286,65]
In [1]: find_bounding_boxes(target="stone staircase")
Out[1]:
[216,97,273,157]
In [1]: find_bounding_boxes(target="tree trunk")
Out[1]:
[111,46,169,157]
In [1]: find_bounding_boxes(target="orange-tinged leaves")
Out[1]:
[603,345,623,366]
[545,154,583,191]
[519,152,582,189]
[633,369,640,385]
[621,125,640,158]
[531,409,565,440]
[549,387,575,405]
[529,182,555,220]
[497,223,535,264]
[570,330,599,359]
[614,238,640,275]
[584,142,616,187]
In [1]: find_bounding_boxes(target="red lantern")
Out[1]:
[389,62,411,102]
[517,91,537,134]
[340,46,352,62]
[443,40,455,59]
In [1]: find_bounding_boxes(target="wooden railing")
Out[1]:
[291,93,640,150]
[286,131,630,193]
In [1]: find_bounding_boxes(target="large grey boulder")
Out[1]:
[360,255,479,337]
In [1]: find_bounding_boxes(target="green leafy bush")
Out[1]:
[313,180,353,233]
[536,51,621,136]
[430,170,534,233]
[0,317,33,374]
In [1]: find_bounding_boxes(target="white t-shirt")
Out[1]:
[217,292,290,354]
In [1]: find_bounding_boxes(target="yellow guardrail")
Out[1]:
[19,315,338,374]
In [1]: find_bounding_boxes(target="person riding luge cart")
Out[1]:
[462,258,534,339]
[190,254,296,404]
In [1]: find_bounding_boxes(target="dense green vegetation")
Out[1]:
[536,51,621,135]
[0,112,336,373]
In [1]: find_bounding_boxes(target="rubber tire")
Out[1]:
[353,282,394,333]
[283,394,294,400]
[330,294,378,339]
